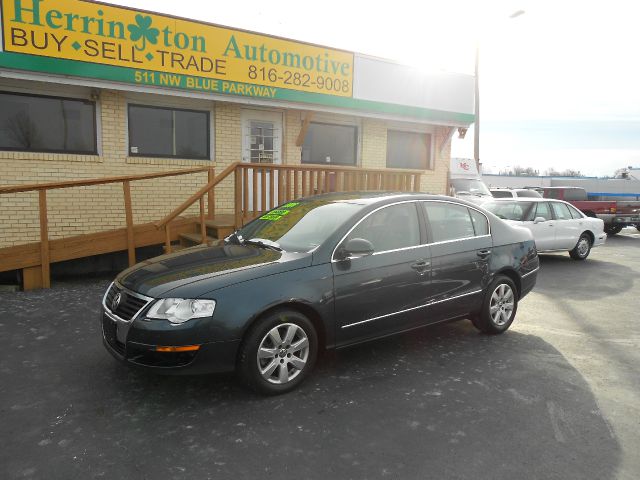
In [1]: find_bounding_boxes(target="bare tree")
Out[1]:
[544,168,582,177]
[4,111,41,149]
[501,165,539,176]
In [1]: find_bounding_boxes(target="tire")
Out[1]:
[636,225,640,232]
[237,309,317,395]
[472,275,518,334]
[604,225,622,235]
[569,233,592,260]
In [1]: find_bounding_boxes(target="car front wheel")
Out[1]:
[605,225,622,235]
[238,309,318,395]
[569,233,591,260]
[472,275,518,334]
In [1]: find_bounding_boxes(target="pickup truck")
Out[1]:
[541,187,640,235]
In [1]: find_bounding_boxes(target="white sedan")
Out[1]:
[483,198,606,260]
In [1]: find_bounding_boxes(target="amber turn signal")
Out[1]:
[155,345,201,352]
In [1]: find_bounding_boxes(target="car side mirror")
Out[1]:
[335,238,374,260]
[533,216,546,224]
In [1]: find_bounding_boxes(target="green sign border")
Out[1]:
[0,52,475,124]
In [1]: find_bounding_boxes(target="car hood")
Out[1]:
[117,243,312,298]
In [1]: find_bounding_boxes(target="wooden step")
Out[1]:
[202,216,235,239]
[202,216,235,228]
[178,232,218,247]
[163,244,186,253]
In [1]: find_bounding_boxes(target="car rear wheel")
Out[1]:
[238,309,317,395]
[472,275,518,334]
[569,233,592,260]
[605,225,622,235]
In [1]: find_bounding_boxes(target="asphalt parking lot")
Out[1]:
[1,229,639,480]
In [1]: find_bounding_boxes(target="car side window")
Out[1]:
[423,202,476,243]
[534,202,552,221]
[566,204,584,219]
[345,203,420,253]
[469,208,489,236]
[551,202,572,220]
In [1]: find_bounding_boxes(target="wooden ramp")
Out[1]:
[0,162,423,290]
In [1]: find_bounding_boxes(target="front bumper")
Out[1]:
[593,233,607,248]
[101,309,239,375]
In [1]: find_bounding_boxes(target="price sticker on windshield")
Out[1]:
[259,202,300,221]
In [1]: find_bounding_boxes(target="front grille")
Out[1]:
[102,314,125,355]
[104,283,150,321]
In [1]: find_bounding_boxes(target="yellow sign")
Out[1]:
[1,0,354,97]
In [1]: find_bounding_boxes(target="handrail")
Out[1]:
[2,160,424,289]
[1,164,215,289]
[156,162,424,230]
[0,166,212,194]
[155,162,240,229]
[234,163,424,175]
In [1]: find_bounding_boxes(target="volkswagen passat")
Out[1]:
[101,193,539,394]
[483,198,605,260]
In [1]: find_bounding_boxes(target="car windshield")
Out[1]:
[484,201,534,221]
[234,199,364,253]
[451,178,492,196]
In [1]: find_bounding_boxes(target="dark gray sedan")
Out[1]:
[102,193,539,394]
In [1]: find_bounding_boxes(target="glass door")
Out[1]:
[241,110,283,213]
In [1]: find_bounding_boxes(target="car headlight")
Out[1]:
[146,298,216,324]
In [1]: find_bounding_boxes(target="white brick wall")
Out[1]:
[0,82,452,248]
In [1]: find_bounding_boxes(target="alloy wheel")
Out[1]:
[489,284,515,326]
[256,323,309,384]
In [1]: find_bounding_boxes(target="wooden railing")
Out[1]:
[0,166,215,288]
[156,162,422,252]
[1,162,423,288]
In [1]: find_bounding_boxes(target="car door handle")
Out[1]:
[411,260,431,271]
[477,249,492,258]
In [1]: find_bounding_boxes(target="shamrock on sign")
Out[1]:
[128,14,159,51]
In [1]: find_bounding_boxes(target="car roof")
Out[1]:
[486,197,562,203]
[489,188,534,192]
[303,191,463,206]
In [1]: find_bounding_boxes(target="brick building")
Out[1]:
[0,0,474,275]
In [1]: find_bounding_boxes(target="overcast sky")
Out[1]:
[110,0,640,177]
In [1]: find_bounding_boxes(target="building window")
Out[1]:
[0,91,97,154]
[386,130,432,170]
[128,104,210,159]
[302,122,357,166]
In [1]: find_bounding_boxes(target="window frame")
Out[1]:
[331,201,425,261]
[127,103,211,160]
[533,202,553,221]
[343,202,422,254]
[421,200,491,245]
[301,121,358,166]
[385,129,433,170]
[0,90,98,155]
[550,201,573,221]
[566,203,585,219]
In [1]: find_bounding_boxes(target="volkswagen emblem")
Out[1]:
[111,292,122,311]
